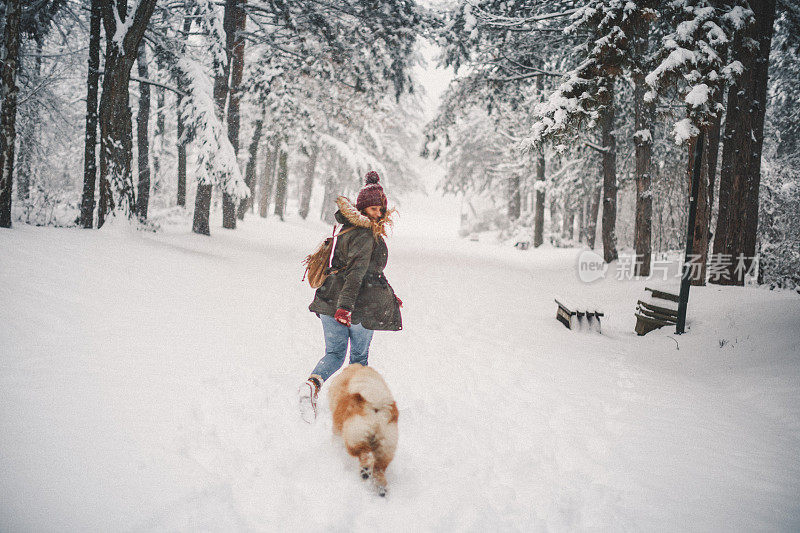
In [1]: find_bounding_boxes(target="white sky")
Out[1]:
[395,37,461,239]
[413,38,455,121]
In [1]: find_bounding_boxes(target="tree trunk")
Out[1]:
[97,0,157,227]
[193,49,229,234]
[687,132,709,285]
[687,109,722,286]
[587,185,601,250]
[176,91,187,207]
[221,0,246,229]
[192,184,212,235]
[715,104,735,269]
[0,0,21,228]
[598,77,619,262]
[563,208,574,240]
[98,47,135,226]
[259,136,278,217]
[320,170,338,224]
[712,0,776,285]
[273,149,288,220]
[79,0,102,228]
[17,38,42,201]
[176,13,191,208]
[135,41,151,220]
[549,199,559,237]
[507,174,521,221]
[533,151,545,247]
[152,46,166,196]
[706,93,723,217]
[742,0,776,267]
[578,196,587,243]
[298,144,318,219]
[632,14,654,276]
[238,116,263,220]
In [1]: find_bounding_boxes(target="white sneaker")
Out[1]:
[298,379,319,423]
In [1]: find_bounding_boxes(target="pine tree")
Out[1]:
[712,0,778,285]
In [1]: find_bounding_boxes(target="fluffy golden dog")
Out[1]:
[328,364,398,496]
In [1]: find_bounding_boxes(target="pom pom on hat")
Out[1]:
[365,171,380,185]
[356,170,387,211]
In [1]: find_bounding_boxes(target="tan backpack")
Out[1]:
[302,225,357,288]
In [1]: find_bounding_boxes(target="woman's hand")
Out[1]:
[334,308,352,327]
[395,295,403,308]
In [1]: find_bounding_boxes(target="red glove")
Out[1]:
[334,308,352,327]
[395,295,403,308]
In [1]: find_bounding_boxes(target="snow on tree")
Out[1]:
[644,1,751,143]
[177,57,249,202]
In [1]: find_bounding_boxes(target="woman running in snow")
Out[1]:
[299,171,403,422]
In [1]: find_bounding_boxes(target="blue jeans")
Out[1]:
[310,314,375,382]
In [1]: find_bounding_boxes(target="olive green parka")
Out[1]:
[308,196,402,331]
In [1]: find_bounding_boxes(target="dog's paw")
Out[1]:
[377,485,387,497]
[360,466,371,480]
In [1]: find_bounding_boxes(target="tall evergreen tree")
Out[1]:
[712,0,778,285]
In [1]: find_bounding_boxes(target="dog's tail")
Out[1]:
[367,433,379,451]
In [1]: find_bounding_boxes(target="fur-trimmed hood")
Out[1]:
[336,196,372,228]
[336,195,394,240]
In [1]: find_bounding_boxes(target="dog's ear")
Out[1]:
[389,402,399,423]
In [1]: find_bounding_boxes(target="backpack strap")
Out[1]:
[328,226,358,269]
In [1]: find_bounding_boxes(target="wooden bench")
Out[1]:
[634,287,678,335]
[555,298,604,333]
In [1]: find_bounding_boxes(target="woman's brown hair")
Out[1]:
[362,206,396,240]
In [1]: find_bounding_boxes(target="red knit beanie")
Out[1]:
[356,171,387,211]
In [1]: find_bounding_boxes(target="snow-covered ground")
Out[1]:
[2,208,799,531]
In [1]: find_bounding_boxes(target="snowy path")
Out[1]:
[2,218,799,531]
